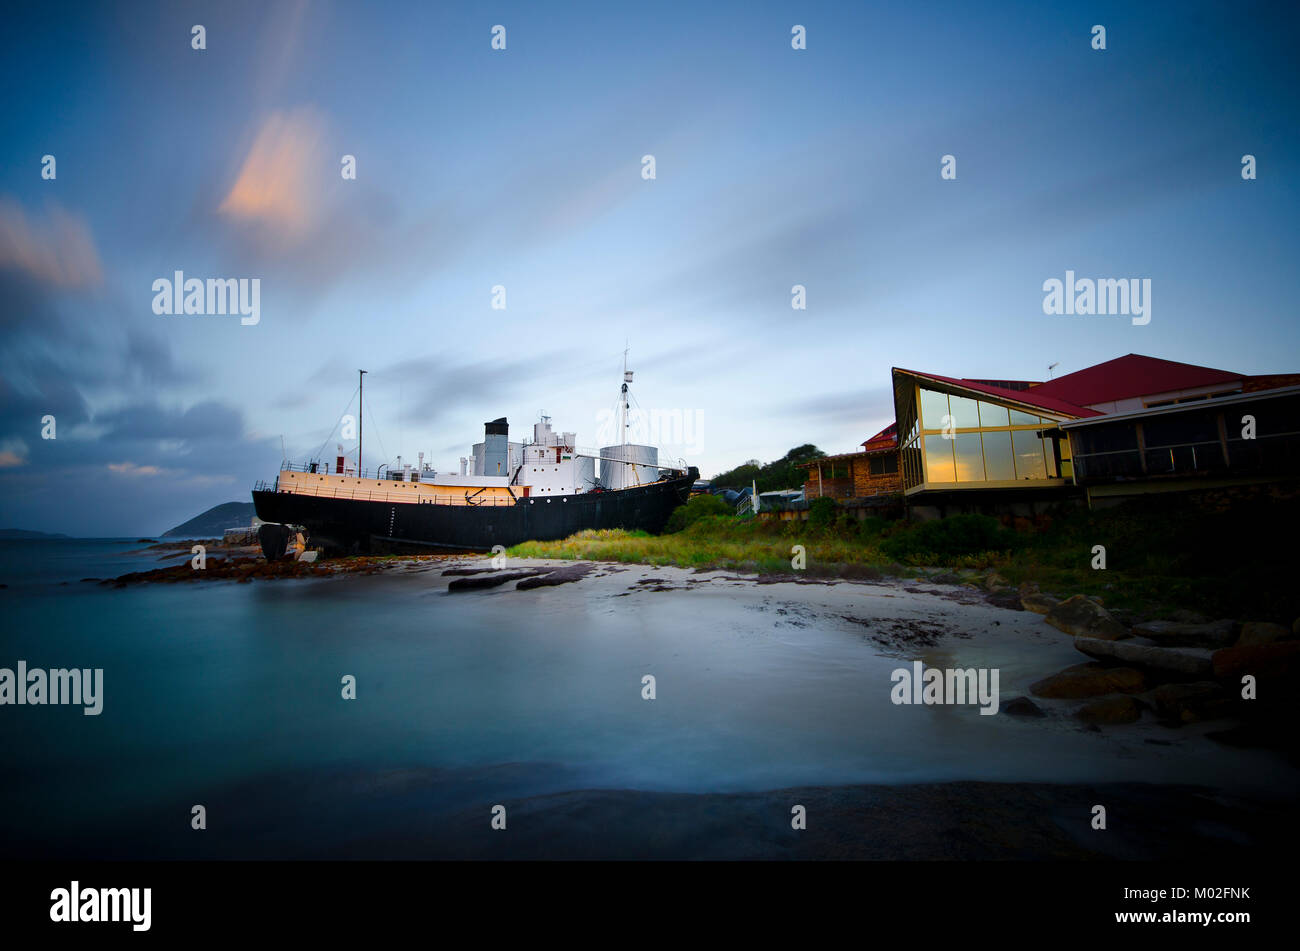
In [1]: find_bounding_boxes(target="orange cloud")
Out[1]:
[219,108,327,240]
[0,199,103,287]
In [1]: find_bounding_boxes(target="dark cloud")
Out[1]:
[97,400,245,443]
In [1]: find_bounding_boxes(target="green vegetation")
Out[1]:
[507,495,1300,623]
[508,518,899,577]
[664,493,733,533]
[998,497,1298,622]
[879,513,1018,562]
[807,496,839,528]
[711,444,824,492]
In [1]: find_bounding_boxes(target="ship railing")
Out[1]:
[266,481,519,506]
[278,461,396,480]
[572,447,691,477]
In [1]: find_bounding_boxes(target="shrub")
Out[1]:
[880,513,1017,564]
[664,493,732,533]
[807,496,839,528]
[856,515,889,539]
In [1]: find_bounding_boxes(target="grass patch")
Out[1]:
[507,496,1300,623]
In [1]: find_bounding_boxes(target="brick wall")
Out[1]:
[802,452,901,499]
[852,453,902,497]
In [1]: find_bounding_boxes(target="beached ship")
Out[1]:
[251,369,697,557]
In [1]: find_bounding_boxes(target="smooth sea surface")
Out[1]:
[1,538,1295,858]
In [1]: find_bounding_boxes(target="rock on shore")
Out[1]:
[1030,663,1146,699]
[1045,595,1129,641]
[1073,637,1214,678]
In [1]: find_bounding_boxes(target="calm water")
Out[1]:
[1,538,1294,858]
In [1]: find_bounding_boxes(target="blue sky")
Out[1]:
[1,0,1297,535]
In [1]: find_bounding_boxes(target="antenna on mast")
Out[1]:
[1047,362,1059,380]
[621,345,633,446]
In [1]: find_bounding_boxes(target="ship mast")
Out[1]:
[358,369,367,476]
[621,347,632,446]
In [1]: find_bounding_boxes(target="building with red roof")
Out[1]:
[888,354,1300,515]
[786,354,1299,519]
[799,422,901,502]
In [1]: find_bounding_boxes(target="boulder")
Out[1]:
[1211,641,1300,681]
[1074,637,1214,678]
[1235,621,1291,647]
[986,589,1024,611]
[1020,593,1059,615]
[1130,619,1235,648]
[1003,696,1045,717]
[1045,595,1129,640]
[983,571,1009,592]
[1030,663,1146,699]
[1075,695,1143,725]
[1149,682,1233,723]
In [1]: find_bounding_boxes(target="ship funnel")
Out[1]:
[483,418,509,476]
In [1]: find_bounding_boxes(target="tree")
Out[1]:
[711,446,826,491]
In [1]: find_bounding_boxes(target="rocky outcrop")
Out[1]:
[447,569,551,591]
[1130,619,1235,648]
[1148,682,1233,723]
[1003,696,1045,717]
[1020,593,1058,615]
[1234,621,1291,647]
[516,563,597,589]
[1075,695,1143,725]
[1073,637,1214,678]
[1030,663,1146,699]
[1045,595,1129,640]
[1211,641,1300,681]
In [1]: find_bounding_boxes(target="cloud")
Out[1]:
[97,400,244,444]
[219,108,328,241]
[0,199,103,288]
[0,438,27,467]
[107,461,169,477]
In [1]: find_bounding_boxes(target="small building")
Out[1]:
[799,424,901,501]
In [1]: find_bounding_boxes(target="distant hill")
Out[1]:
[162,502,257,538]
[0,528,71,539]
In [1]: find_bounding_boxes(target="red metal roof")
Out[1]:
[894,368,1102,418]
[861,422,898,451]
[796,450,867,468]
[1029,354,1243,406]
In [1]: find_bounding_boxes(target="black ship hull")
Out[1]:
[252,467,699,553]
